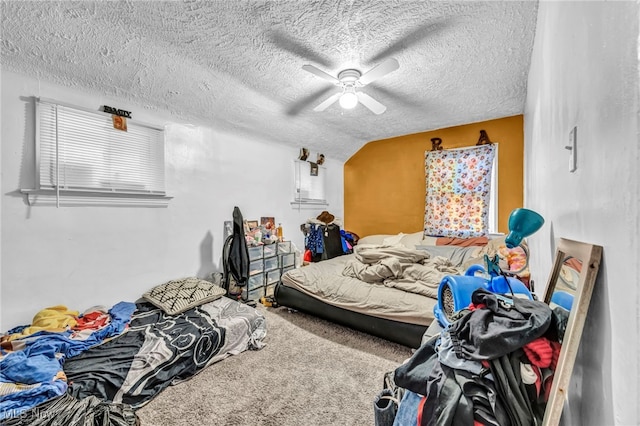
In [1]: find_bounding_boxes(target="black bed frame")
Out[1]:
[274,282,428,348]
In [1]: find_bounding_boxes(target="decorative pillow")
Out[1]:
[143,277,226,315]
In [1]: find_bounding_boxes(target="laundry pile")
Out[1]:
[380,288,568,426]
[0,302,136,419]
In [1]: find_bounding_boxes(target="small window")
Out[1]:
[424,144,497,237]
[487,148,498,234]
[22,98,171,206]
[291,160,328,207]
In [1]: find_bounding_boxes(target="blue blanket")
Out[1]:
[0,301,136,420]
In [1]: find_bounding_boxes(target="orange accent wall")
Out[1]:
[344,115,523,238]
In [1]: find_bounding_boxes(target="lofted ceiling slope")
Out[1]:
[0,1,538,161]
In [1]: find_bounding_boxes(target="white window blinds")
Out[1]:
[293,160,327,205]
[37,99,166,195]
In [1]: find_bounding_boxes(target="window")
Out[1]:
[291,160,327,207]
[23,98,171,206]
[424,144,497,237]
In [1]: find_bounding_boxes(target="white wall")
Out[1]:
[525,2,639,425]
[0,71,344,330]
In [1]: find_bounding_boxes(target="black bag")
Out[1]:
[373,371,405,426]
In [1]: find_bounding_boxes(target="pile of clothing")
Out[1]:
[379,288,569,426]
[0,302,136,421]
[301,211,357,262]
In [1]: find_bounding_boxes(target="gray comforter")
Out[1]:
[342,244,462,298]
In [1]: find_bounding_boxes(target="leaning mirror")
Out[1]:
[541,238,602,426]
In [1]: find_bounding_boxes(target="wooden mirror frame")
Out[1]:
[541,238,602,426]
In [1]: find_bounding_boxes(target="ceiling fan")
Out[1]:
[301,57,400,115]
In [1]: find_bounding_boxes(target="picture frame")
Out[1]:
[112,115,127,131]
[260,217,275,231]
[246,220,259,231]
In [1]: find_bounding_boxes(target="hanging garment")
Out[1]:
[308,224,344,262]
[321,224,344,260]
[305,224,324,256]
[228,206,249,286]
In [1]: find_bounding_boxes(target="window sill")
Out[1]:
[290,200,329,209]
[21,189,173,207]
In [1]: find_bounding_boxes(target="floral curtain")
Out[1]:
[424,144,496,238]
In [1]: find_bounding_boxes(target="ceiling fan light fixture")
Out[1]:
[303,59,398,114]
[339,89,358,109]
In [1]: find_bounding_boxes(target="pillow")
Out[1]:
[382,233,406,246]
[398,232,427,249]
[357,234,394,246]
[143,277,226,315]
[358,232,436,249]
[418,236,439,246]
[435,236,489,247]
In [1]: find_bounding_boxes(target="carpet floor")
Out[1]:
[136,305,412,425]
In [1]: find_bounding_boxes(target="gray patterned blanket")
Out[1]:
[64,297,266,409]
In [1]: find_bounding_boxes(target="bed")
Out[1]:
[275,231,527,348]
[0,278,266,424]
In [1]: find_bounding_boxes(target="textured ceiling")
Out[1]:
[1,1,538,161]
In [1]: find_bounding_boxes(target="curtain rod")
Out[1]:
[430,130,495,152]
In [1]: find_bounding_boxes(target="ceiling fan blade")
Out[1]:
[368,19,449,64]
[268,30,333,68]
[357,92,387,115]
[313,92,342,112]
[358,58,400,86]
[302,64,340,84]
[286,86,335,116]
[369,84,425,109]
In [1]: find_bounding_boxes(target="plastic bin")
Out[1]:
[248,246,263,261]
[264,256,279,272]
[280,253,295,268]
[277,241,292,254]
[266,269,280,285]
[242,286,263,301]
[247,273,264,290]
[263,244,277,258]
[249,259,264,275]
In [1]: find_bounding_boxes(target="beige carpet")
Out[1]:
[136,305,412,426]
